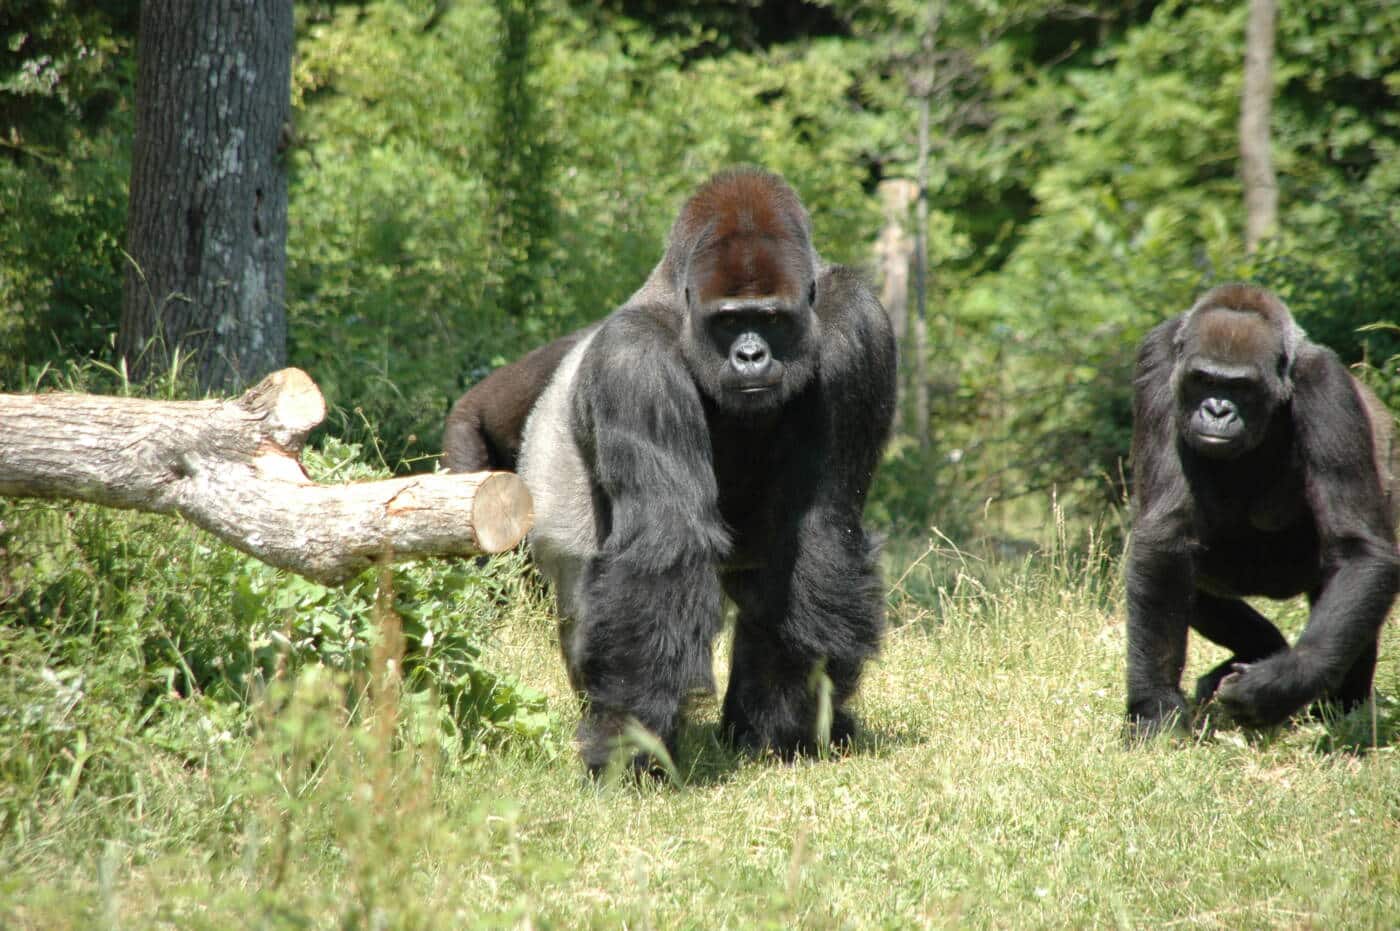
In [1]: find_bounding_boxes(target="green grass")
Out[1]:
[3,528,1399,929]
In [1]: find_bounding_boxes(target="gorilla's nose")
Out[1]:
[1203,397,1236,421]
[731,333,772,379]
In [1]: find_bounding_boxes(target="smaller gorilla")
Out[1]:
[1126,283,1399,737]
[441,329,592,472]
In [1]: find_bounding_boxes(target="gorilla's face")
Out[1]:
[682,229,819,415]
[1173,307,1289,460]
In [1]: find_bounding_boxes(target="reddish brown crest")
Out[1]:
[677,170,812,302]
[1184,283,1298,366]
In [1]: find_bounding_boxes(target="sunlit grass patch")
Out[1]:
[3,525,1398,928]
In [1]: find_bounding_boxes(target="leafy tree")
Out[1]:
[3,0,1395,536]
[0,1,138,378]
[489,0,557,320]
[0,0,137,150]
[287,0,879,466]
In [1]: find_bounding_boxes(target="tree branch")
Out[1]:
[0,369,532,585]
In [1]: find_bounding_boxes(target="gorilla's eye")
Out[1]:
[710,313,751,344]
[684,287,691,305]
[809,281,817,306]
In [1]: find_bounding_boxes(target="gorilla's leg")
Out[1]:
[722,610,822,757]
[1190,593,1290,705]
[721,514,882,757]
[571,555,722,775]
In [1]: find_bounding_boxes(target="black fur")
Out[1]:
[441,329,591,472]
[1125,283,1399,735]
[519,169,897,773]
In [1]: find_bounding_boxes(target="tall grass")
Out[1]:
[2,506,1398,928]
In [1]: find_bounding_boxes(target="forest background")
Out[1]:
[2,1,1400,925]
[6,0,1398,538]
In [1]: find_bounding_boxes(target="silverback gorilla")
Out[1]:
[518,168,897,773]
[1126,283,1399,736]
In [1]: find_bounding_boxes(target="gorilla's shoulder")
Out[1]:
[596,302,685,345]
[814,263,894,352]
[818,264,877,305]
[1134,315,1183,379]
[576,303,690,390]
[1290,338,1347,386]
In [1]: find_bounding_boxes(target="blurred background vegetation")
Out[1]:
[2,0,1398,817]
[5,0,1398,537]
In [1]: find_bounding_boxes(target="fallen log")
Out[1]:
[0,368,532,585]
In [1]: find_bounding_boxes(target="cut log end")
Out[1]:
[268,368,327,433]
[473,471,534,553]
[237,367,326,448]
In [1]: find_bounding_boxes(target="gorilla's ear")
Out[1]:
[1279,319,1305,378]
[1270,312,1307,401]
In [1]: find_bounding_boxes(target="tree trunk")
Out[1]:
[875,179,917,418]
[911,66,932,449]
[1240,0,1278,254]
[0,370,533,585]
[120,0,293,391]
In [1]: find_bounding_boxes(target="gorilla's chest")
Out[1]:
[1187,454,1308,535]
[1193,488,1320,600]
[707,408,817,568]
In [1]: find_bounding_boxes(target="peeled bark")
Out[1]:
[875,179,918,431]
[0,370,532,585]
[1240,0,1278,254]
[875,179,918,355]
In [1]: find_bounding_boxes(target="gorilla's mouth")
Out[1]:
[722,381,786,409]
[1190,432,1246,460]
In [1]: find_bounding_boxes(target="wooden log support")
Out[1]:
[0,368,532,585]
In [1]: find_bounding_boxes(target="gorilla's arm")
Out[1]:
[803,266,897,670]
[1216,347,1400,725]
[567,309,731,750]
[441,397,492,473]
[1124,318,1196,733]
[813,267,898,507]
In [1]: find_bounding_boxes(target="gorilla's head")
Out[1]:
[1171,284,1300,460]
[670,169,821,415]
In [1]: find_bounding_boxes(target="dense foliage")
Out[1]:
[0,432,547,835]
[5,0,1396,525]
